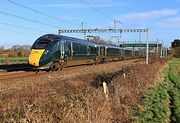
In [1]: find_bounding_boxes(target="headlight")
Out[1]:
[44,50,49,55]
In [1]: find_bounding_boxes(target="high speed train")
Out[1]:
[29,34,145,71]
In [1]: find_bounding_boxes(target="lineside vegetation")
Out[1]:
[133,58,180,123]
[0,45,30,64]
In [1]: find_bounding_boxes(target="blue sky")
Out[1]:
[0,0,179,48]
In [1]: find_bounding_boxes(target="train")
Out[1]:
[29,34,145,71]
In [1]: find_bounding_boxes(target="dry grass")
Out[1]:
[0,59,166,122]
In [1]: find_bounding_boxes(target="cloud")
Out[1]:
[156,17,180,28]
[118,9,178,24]
[44,3,87,9]
[38,1,128,9]
[173,0,180,4]
[59,15,76,21]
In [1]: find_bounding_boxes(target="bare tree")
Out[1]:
[0,45,4,51]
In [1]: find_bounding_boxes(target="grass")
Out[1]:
[133,58,180,123]
[0,59,165,122]
[0,57,28,64]
[168,58,180,122]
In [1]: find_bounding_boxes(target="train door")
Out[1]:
[60,40,64,59]
[98,46,100,57]
[121,48,125,59]
[100,47,105,57]
[105,47,107,57]
[64,41,71,59]
[101,46,106,63]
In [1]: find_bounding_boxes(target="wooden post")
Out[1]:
[103,82,109,98]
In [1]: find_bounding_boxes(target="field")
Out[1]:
[133,58,180,123]
[0,57,28,64]
[0,58,169,122]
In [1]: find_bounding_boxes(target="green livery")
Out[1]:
[29,34,145,71]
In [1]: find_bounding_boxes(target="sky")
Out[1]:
[0,0,179,48]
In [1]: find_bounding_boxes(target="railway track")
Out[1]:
[0,59,143,80]
[0,65,86,80]
[0,71,46,80]
[0,69,8,75]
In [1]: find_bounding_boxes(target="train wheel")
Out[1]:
[46,69,50,72]
[92,59,96,65]
[98,59,102,64]
[51,62,59,71]
[104,58,108,63]
[59,64,64,70]
[95,58,100,65]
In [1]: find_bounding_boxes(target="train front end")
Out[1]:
[29,49,45,67]
[29,35,54,70]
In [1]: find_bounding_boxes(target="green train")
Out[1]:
[29,34,145,71]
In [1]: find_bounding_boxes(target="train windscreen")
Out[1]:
[32,37,52,49]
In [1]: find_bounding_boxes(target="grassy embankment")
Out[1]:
[0,57,28,64]
[133,58,180,123]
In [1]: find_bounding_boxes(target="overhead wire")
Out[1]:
[2,0,128,36]
[81,0,114,21]
[5,0,76,26]
[0,22,48,33]
[0,28,38,35]
[80,0,127,28]
[0,10,60,29]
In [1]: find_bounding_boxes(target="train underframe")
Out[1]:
[33,55,138,72]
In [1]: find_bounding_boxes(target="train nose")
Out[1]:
[29,49,45,67]
[31,60,38,66]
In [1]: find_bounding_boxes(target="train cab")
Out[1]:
[29,35,58,68]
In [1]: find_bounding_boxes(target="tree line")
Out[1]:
[0,45,31,58]
[171,39,180,58]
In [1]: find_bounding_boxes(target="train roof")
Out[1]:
[42,34,99,46]
[41,34,130,49]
